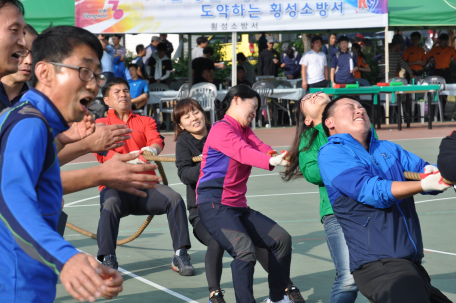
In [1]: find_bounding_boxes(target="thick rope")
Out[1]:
[66,152,455,244]
[403,171,455,185]
[65,151,169,245]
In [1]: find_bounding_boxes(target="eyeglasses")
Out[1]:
[20,48,32,57]
[300,91,324,103]
[48,62,106,87]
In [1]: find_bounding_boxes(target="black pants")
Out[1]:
[193,221,291,293]
[353,258,452,303]
[198,203,292,303]
[307,79,329,93]
[434,68,452,113]
[97,185,191,261]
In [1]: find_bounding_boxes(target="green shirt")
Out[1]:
[298,123,377,222]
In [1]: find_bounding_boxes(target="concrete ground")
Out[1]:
[56,123,456,302]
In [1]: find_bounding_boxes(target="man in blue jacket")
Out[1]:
[0,23,123,302]
[318,96,452,302]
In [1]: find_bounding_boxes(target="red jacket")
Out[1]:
[95,109,164,191]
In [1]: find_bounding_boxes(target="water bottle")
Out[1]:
[349,58,353,73]
[219,83,222,91]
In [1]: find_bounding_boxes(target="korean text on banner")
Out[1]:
[76,0,388,34]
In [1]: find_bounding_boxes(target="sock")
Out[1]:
[175,249,181,256]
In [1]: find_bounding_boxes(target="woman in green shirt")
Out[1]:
[282,92,358,303]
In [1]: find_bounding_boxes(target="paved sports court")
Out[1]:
[56,125,456,302]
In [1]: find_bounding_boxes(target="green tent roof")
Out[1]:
[23,0,75,33]
[22,0,455,33]
[389,0,456,29]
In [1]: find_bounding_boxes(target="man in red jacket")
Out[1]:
[95,77,194,276]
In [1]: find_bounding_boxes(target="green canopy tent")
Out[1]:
[389,0,456,29]
[22,0,74,33]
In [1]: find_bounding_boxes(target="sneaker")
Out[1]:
[171,250,195,276]
[285,286,305,303]
[102,255,118,270]
[208,290,226,303]
[263,295,291,303]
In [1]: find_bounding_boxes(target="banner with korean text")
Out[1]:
[75,0,388,34]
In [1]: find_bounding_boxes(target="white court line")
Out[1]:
[167,173,280,187]
[65,196,99,207]
[424,248,456,256]
[66,192,319,208]
[246,192,318,198]
[77,249,199,303]
[415,197,456,204]
[64,161,98,166]
[66,204,99,208]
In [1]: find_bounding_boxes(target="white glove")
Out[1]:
[126,150,148,165]
[421,172,451,192]
[141,146,158,156]
[269,151,289,167]
[424,165,439,174]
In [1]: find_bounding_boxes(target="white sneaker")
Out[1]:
[263,295,291,303]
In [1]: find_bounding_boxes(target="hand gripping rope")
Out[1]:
[65,151,455,244]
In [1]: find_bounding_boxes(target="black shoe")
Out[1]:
[102,255,118,270]
[171,250,195,276]
[285,285,305,303]
[208,290,226,303]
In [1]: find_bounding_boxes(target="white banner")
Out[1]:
[76,0,388,34]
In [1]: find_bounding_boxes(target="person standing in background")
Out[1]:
[281,43,302,79]
[237,53,256,85]
[160,33,174,58]
[425,33,456,112]
[98,34,115,80]
[352,43,371,87]
[258,36,280,77]
[143,36,160,65]
[192,36,208,59]
[301,35,328,92]
[402,32,427,82]
[331,36,358,87]
[112,34,126,62]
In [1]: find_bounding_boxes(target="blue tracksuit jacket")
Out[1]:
[318,129,431,273]
[0,88,79,302]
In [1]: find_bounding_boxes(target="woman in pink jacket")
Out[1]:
[196,85,301,303]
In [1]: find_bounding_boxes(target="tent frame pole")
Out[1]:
[385,26,389,126]
[232,31,237,87]
[188,33,192,87]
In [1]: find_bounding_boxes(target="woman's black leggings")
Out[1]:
[193,221,292,292]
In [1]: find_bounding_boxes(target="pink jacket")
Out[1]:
[196,115,274,208]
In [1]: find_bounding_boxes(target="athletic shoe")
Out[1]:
[171,250,195,276]
[102,255,118,270]
[285,285,305,303]
[263,295,291,303]
[208,290,226,303]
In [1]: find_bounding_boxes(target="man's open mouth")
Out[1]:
[79,97,93,111]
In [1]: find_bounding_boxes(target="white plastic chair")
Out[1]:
[379,78,408,124]
[252,81,274,129]
[419,76,446,123]
[272,80,293,126]
[141,83,170,116]
[189,82,217,124]
[158,83,190,131]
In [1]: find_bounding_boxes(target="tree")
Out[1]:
[302,34,313,53]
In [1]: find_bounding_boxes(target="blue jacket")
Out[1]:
[0,88,79,302]
[318,129,430,273]
[331,50,358,84]
[281,51,302,78]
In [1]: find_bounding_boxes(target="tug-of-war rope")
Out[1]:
[66,150,456,245]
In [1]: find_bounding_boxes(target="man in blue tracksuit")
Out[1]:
[0,24,123,302]
[318,96,452,303]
